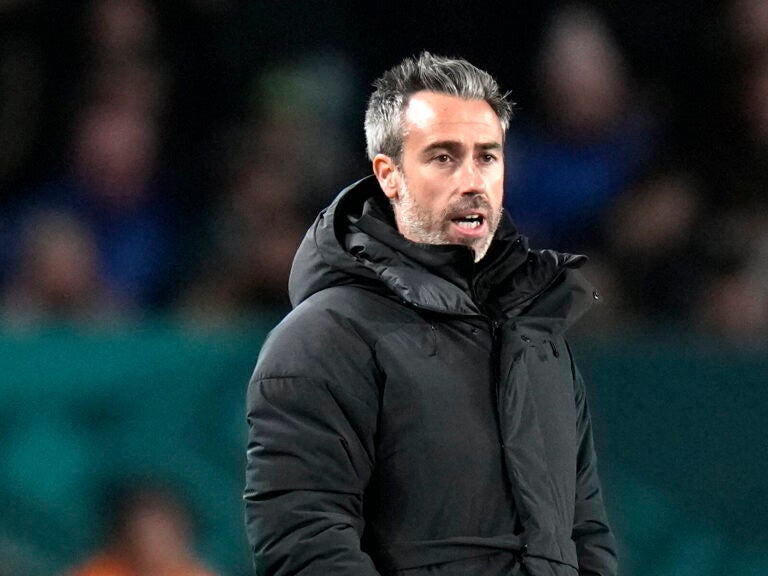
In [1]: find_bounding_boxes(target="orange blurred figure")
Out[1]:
[67,482,218,576]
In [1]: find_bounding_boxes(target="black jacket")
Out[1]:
[245,176,617,576]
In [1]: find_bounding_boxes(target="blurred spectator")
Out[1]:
[67,480,217,576]
[1,211,119,325]
[692,210,768,341]
[250,51,364,216]
[179,120,306,320]
[0,96,181,316]
[672,0,768,341]
[727,0,768,56]
[695,268,768,341]
[504,3,659,250]
[699,1,768,210]
[88,0,158,62]
[86,57,168,117]
[179,52,363,321]
[600,167,705,327]
[0,0,184,318]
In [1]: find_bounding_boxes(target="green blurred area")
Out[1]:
[575,334,768,575]
[0,323,765,576]
[0,320,272,576]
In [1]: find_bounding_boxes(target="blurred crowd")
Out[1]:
[0,0,362,330]
[1,0,767,344]
[0,2,766,574]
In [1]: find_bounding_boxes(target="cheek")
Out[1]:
[407,178,443,210]
[488,171,505,208]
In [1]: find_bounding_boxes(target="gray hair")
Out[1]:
[364,51,513,162]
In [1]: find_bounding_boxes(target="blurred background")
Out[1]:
[0,0,766,574]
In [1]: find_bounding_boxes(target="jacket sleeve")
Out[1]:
[244,315,381,576]
[570,352,619,576]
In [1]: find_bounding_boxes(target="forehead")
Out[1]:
[402,91,502,141]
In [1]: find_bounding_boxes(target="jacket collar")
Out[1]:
[289,176,595,330]
[346,179,532,315]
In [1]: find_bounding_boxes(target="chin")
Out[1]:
[471,238,494,262]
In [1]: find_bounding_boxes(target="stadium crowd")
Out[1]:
[1,0,767,342]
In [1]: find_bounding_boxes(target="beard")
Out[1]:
[393,178,502,262]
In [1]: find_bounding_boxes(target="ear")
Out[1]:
[372,154,401,200]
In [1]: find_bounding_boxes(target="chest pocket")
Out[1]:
[520,334,573,391]
[501,331,578,473]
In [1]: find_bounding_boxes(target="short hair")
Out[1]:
[364,51,513,162]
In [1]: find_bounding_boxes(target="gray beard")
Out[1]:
[393,178,500,262]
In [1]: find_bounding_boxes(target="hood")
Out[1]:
[288,176,595,329]
[289,175,489,315]
[288,176,381,308]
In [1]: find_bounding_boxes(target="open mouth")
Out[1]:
[451,213,485,230]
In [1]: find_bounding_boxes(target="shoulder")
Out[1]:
[253,285,407,382]
[277,285,412,343]
[511,249,596,332]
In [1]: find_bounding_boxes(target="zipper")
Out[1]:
[489,318,505,450]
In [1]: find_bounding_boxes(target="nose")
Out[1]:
[458,159,486,195]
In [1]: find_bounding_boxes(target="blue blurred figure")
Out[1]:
[504,4,658,250]
[1,98,180,319]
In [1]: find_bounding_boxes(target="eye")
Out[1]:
[433,153,451,163]
[480,152,498,163]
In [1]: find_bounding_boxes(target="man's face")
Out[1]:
[375,90,505,261]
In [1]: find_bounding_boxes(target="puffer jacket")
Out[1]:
[245,175,617,576]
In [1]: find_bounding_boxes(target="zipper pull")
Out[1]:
[490,319,500,338]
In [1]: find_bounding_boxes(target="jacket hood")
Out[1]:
[288,176,387,307]
[288,176,595,329]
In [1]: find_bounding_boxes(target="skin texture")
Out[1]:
[373,91,505,261]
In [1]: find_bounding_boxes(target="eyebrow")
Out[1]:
[420,140,502,156]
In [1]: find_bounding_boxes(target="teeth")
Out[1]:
[452,214,483,229]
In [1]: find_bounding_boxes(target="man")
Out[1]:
[245,52,617,576]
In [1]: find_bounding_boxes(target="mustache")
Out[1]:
[442,196,493,219]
